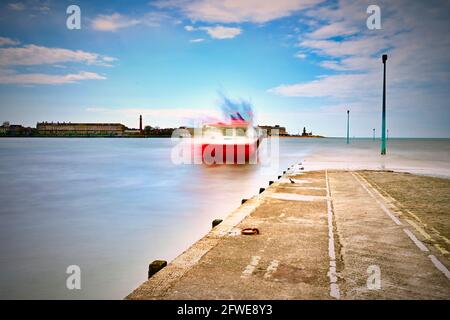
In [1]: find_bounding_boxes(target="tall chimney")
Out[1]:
[139,115,142,131]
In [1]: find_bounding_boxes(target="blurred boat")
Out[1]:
[199,117,260,164]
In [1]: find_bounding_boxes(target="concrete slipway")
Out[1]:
[126,167,450,300]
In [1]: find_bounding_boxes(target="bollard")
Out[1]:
[241,199,248,204]
[212,219,223,228]
[259,188,265,194]
[269,181,274,186]
[148,260,167,279]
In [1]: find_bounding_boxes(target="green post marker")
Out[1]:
[346,110,350,144]
[381,54,388,155]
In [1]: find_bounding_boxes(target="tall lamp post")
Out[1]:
[346,110,350,144]
[381,54,388,155]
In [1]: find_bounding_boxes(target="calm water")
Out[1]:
[0,137,449,299]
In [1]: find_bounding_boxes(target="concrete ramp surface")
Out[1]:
[127,170,450,300]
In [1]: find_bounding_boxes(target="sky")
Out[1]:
[0,0,449,137]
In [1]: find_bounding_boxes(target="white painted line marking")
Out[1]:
[325,170,340,299]
[330,283,340,299]
[241,256,261,279]
[278,185,326,190]
[429,255,450,280]
[280,178,309,184]
[327,200,336,260]
[327,266,338,283]
[325,171,331,197]
[286,216,315,224]
[352,173,402,226]
[263,260,280,279]
[403,228,429,252]
[269,193,329,202]
[299,187,327,190]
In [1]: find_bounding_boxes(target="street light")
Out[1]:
[381,54,388,155]
[346,110,350,144]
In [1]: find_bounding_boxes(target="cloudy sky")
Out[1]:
[0,0,449,137]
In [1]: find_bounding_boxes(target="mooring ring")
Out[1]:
[241,228,260,235]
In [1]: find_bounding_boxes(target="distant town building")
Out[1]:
[0,121,9,135]
[36,122,126,136]
[124,115,145,135]
[257,125,288,136]
[302,126,313,137]
[123,128,141,135]
[0,121,31,136]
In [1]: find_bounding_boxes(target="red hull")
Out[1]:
[201,142,258,164]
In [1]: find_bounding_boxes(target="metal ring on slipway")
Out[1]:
[241,228,260,235]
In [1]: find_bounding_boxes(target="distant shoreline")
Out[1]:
[0,134,327,139]
[280,135,325,138]
[2,136,450,139]
[0,135,172,138]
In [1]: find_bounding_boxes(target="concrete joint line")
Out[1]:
[325,170,341,299]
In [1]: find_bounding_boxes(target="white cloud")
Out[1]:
[0,37,20,47]
[307,21,358,39]
[299,37,388,61]
[269,73,377,98]
[294,52,306,59]
[91,12,167,31]
[156,0,324,23]
[92,13,141,31]
[87,107,222,122]
[184,24,242,40]
[86,106,226,128]
[0,43,115,85]
[0,71,106,85]
[8,1,51,13]
[0,44,116,66]
[8,2,25,11]
[190,38,205,43]
[199,26,241,39]
[102,56,117,63]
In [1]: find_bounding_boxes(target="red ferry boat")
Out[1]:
[199,117,260,164]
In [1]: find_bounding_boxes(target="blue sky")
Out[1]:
[0,0,449,137]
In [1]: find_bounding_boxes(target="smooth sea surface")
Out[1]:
[0,137,449,299]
